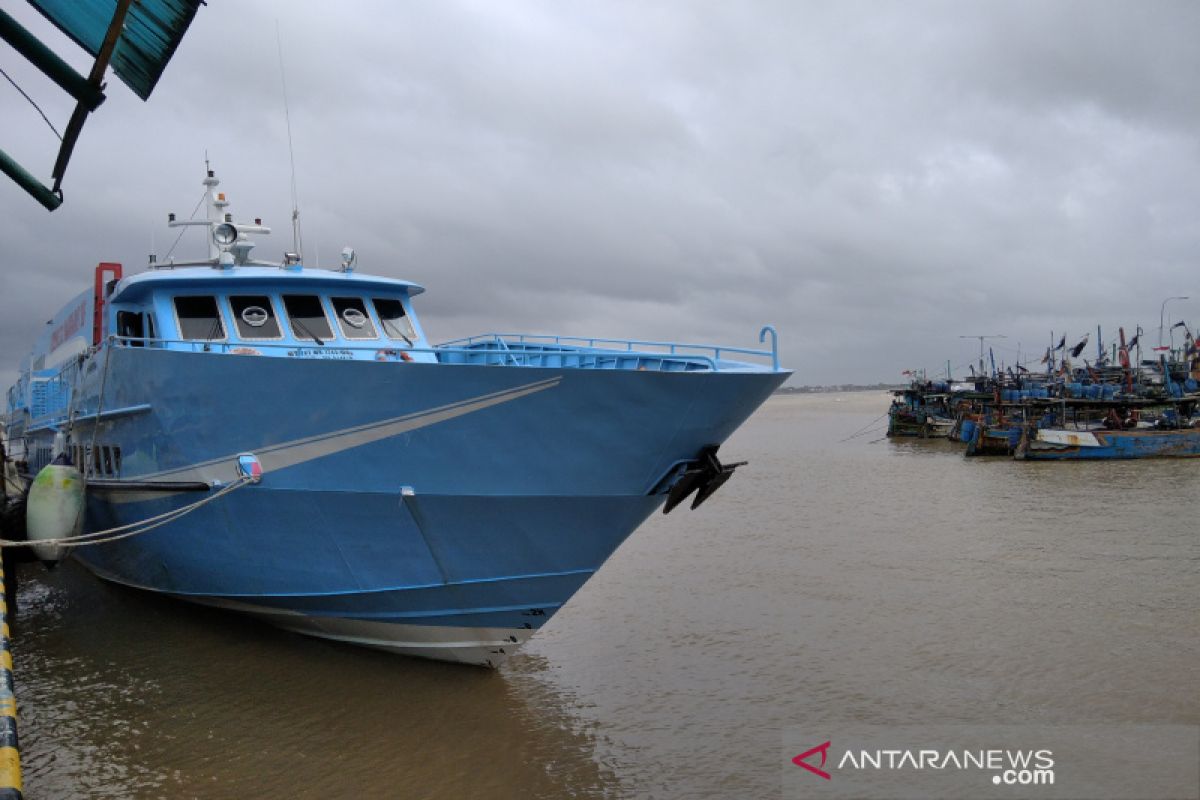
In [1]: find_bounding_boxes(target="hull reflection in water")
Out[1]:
[16,561,621,799]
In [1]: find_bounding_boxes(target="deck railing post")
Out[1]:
[759,325,779,372]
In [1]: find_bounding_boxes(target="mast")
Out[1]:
[166,165,271,268]
[202,162,225,261]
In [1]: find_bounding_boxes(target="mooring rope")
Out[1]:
[64,352,85,437]
[0,476,253,550]
[840,412,889,442]
[84,342,114,476]
[843,425,886,441]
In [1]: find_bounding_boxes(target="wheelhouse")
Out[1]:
[104,267,434,362]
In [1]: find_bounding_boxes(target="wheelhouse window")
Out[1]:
[372,298,416,343]
[174,296,226,340]
[331,297,378,339]
[117,310,144,346]
[282,295,334,342]
[230,295,282,339]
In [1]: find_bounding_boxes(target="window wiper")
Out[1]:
[202,314,222,351]
[383,319,413,346]
[292,318,325,346]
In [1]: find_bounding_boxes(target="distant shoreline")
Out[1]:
[774,384,899,394]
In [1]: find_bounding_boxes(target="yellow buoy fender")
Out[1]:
[25,463,84,564]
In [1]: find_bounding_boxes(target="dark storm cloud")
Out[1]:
[3,0,1199,388]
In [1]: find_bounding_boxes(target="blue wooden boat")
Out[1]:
[964,419,1024,457]
[1015,423,1200,460]
[3,168,790,665]
[887,381,955,438]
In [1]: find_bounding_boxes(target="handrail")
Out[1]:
[20,352,85,423]
[13,329,785,426]
[759,325,779,372]
[437,330,783,370]
[103,335,724,370]
[14,328,784,423]
[11,335,777,422]
[491,334,521,367]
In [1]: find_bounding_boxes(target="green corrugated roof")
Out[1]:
[28,0,202,100]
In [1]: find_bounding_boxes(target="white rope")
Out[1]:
[57,477,250,544]
[64,350,90,436]
[839,412,890,442]
[85,342,114,475]
[0,476,253,550]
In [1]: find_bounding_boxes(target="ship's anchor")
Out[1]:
[662,445,747,514]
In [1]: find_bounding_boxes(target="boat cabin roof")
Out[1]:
[109,266,425,304]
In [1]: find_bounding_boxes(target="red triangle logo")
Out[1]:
[792,740,832,780]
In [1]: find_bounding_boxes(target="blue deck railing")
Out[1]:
[14,329,783,428]
[14,330,781,420]
[96,331,782,371]
[437,330,781,372]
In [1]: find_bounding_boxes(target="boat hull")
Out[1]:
[65,347,786,664]
[1015,426,1200,460]
[79,489,662,666]
[887,415,953,438]
[964,423,1022,457]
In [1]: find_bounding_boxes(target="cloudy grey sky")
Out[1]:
[3,0,1199,387]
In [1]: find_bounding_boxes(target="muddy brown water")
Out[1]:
[10,392,1198,798]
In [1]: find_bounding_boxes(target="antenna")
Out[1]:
[276,21,303,261]
[959,334,1006,377]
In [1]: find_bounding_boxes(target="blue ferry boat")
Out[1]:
[2,169,789,665]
